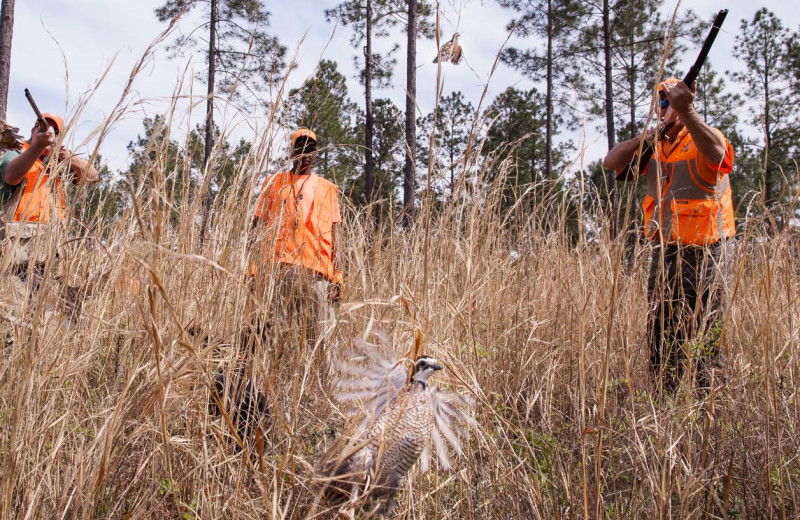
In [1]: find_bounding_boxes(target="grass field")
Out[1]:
[1,41,799,520]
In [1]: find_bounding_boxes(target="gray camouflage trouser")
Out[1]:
[647,242,728,391]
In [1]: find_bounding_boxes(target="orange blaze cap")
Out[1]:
[42,113,65,134]
[291,128,317,146]
[657,78,680,92]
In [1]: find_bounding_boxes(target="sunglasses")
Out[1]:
[659,99,669,109]
[292,137,317,156]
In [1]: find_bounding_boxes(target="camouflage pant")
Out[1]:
[245,264,336,358]
[0,222,61,313]
[647,242,728,391]
[273,265,336,353]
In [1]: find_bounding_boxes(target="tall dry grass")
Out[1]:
[1,33,799,520]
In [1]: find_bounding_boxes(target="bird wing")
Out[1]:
[451,45,464,65]
[425,388,476,471]
[334,333,408,429]
[433,42,452,64]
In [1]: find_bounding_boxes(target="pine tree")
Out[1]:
[498,0,585,182]
[73,156,125,230]
[124,115,193,228]
[731,8,800,220]
[371,98,404,205]
[286,60,359,186]
[347,98,404,213]
[155,0,285,236]
[325,0,406,206]
[482,87,548,209]
[402,0,418,224]
[418,91,474,200]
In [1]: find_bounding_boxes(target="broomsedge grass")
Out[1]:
[1,22,799,520]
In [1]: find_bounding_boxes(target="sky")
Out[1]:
[5,0,797,174]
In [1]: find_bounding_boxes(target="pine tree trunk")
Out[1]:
[763,71,772,207]
[364,0,374,204]
[200,0,217,242]
[544,0,553,181]
[602,0,618,237]
[402,0,417,225]
[628,38,635,140]
[204,0,216,174]
[0,0,14,121]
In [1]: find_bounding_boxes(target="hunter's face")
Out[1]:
[658,92,669,120]
[292,138,317,174]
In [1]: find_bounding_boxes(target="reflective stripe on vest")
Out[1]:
[643,153,735,245]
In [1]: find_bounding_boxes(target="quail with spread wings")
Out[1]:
[316,334,476,516]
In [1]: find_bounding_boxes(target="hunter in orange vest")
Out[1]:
[0,113,99,289]
[604,78,735,392]
[249,128,342,352]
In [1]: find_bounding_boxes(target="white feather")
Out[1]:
[420,443,431,473]
[431,424,452,470]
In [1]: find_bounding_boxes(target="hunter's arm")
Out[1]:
[676,108,725,165]
[3,127,54,185]
[68,154,100,183]
[663,81,725,165]
[603,127,656,173]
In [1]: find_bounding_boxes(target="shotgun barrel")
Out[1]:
[24,88,49,131]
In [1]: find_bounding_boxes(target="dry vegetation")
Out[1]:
[1,43,800,520]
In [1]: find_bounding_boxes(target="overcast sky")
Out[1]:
[5,0,796,174]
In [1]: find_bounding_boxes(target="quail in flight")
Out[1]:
[433,33,463,65]
[316,333,476,516]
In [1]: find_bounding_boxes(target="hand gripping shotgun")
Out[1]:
[616,9,729,181]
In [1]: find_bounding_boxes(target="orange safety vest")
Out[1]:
[8,142,67,223]
[253,171,342,284]
[640,127,735,246]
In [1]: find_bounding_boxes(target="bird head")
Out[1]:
[451,33,460,43]
[410,356,443,386]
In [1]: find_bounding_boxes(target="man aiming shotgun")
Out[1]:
[604,10,734,393]
[0,90,99,304]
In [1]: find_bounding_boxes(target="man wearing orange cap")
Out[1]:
[0,113,99,297]
[604,79,735,392]
[250,128,343,352]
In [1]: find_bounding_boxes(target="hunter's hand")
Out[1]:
[661,80,696,115]
[30,125,55,153]
[57,147,73,162]
[643,126,658,145]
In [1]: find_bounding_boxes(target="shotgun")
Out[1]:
[24,88,49,132]
[616,9,729,181]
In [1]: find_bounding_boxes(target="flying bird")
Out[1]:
[0,121,23,151]
[316,333,476,516]
[433,33,463,65]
